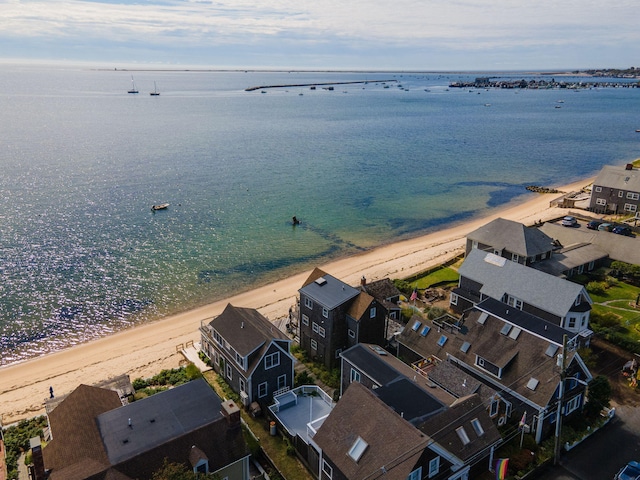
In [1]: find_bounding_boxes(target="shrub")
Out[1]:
[294,370,315,387]
[393,279,412,296]
[426,306,447,320]
[586,281,607,296]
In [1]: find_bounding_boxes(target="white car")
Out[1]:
[561,216,578,227]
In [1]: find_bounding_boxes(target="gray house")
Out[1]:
[397,304,593,444]
[451,249,592,336]
[465,217,555,265]
[41,379,250,480]
[299,268,387,369]
[589,163,640,215]
[200,303,295,408]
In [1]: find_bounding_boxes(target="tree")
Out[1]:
[583,375,612,418]
[151,459,199,480]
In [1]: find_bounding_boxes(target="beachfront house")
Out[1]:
[359,276,403,322]
[465,217,555,266]
[450,249,593,337]
[396,305,593,444]
[39,379,250,480]
[199,303,295,408]
[589,163,640,215]
[298,268,387,370]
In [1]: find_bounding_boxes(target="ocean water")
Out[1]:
[1,65,639,365]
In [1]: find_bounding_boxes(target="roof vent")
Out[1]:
[315,277,327,286]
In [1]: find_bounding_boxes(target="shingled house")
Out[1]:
[589,163,640,215]
[465,217,555,266]
[397,304,592,444]
[40,379,250,480]
[451,249,592,337]
[298,268,387,369]
[200,303,295,407]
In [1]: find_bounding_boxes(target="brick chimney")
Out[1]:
[220,400,240,429]
[361,276,366,286]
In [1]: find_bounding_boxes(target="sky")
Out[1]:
[1,0,638,71]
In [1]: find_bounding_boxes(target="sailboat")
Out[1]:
[150,82,160,96]
[127,76,139,94]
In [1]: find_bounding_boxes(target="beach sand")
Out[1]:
[0,178,592,424]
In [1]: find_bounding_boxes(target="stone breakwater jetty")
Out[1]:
[449,76,640,90]
[245,79,397,91]
[526,185,563,194]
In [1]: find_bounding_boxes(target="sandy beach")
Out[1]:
[0,178,592,424]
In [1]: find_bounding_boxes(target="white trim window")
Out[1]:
[619,190,624,197]
[489,398,499,417]
[370,307,376,318]
[408,467,422,480]
[350,368,361,383]
[258,382,268,398]
[226,363,233,380]
[318,326,326,338]
[311,339,318,350]
[429,457,440,478]
[627,192,640,200]
[312,322,319,333]
[625,203,638,212]
[277,374,287,390]
[595,186,602,192]
[322,460,333,479]
[322,307,329,318]
[265,352,280,369]
[348,329,356,338]
[511,253,519,263]
[596,198,606,206]
[566,394,582,414]
[302,314,309,326]
[450,292,458,305]
[304,297,313,309]
[507,295,523,310]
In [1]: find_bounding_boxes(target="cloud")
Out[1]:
[0,0,638,68]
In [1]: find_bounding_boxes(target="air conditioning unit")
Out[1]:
[240,391,249,407]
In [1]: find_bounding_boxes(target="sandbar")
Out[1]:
[0,178,592,424]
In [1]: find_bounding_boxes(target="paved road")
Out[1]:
[531,404,640,480]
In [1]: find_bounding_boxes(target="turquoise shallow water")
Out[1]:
[1,66,639,364]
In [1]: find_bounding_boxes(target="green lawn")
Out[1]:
[410,266,459,289]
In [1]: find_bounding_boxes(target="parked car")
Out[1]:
[587,220,603,230]
[598,223,614,232]
[613,225,633,237]
[561,216,578,227]
[615,460,640,480]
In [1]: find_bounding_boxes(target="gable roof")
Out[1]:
[314,382,429,480]
[466,218,553,257]
[418,394,502,462]
[44,384,122,475]
[341,343,455,406]
[397,308,580,409]
[361,278,402,302]
[97,379,226,465]
[299,268,360,310]
[347,291,375,321]
[593,164,640,193]
[539,222,640,266]
[207,303,289,357]
[459,249,589,318]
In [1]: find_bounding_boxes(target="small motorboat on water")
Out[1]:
[151,203,170,211]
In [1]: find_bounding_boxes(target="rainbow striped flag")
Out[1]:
[495,458,509,480]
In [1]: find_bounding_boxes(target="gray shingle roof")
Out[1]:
[459,249,588,318]
[466,218,554,257]
[299,268,360,310]
[207,303,288,357]
[593,164,640,193]
[539,222,640,266]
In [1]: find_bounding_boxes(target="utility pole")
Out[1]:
[554,334,568,466]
